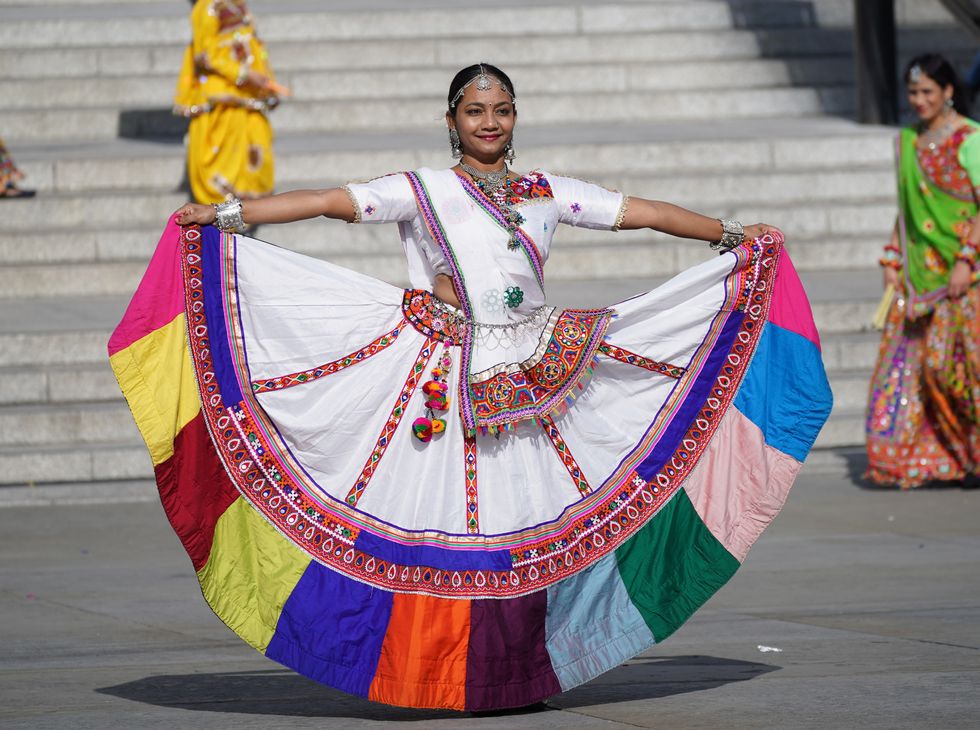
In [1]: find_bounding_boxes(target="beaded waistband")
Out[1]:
[401,289,550,345]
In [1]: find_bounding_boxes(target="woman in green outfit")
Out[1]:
[866,53,980,488]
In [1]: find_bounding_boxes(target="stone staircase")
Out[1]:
[0,0,975,488]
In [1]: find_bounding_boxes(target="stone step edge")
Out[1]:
[0,268,892,305]
[0,401,128,417]
[0,83,856,114]
[0,292,891,334]
[0,443,871,505]
[0,184,897,207]
[0,372,877,415]
[1,56,856,90]
[0,386,873,419]
[0,479,158,507]
[0,223,896,246]
[8,118,899,159]
[11,141,897,167]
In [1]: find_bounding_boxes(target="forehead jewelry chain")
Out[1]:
[450,65,516,110]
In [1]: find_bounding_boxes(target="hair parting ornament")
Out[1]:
[450,65,516,110]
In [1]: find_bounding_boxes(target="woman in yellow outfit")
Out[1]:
[173,0,283,204]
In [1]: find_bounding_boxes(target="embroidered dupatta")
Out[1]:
[897,123,980,315]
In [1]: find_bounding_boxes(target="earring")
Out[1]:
[945,98,955,112]
[504,139,515,163]
[449,128,462,159]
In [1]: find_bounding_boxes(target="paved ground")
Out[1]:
[1,467,977,729]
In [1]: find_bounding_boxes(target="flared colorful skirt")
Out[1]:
[109,219,832,710]
[866,287,980,488]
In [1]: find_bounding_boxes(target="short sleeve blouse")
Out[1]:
[343,169,628,286]
[956,121,980,198]
[548,173,627,230]
[345,173,453,278]
[344,173,417,224]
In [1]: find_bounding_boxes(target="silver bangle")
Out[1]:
[214,198,245,232]
[711,218,744,251]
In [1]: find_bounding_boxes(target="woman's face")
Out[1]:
[907,73,953,124]
[446,78,516,164]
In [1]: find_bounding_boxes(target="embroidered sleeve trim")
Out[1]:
[612,194,630,231]
[342,184,363,224]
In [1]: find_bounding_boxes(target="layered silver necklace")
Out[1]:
[459,161,525,251]
[460,161,509,197]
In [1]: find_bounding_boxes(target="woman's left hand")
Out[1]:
[743,223,781,241]
[949,259,973,298]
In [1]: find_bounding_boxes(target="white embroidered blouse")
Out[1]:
[345,168,626,321]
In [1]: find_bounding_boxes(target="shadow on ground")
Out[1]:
[95,655,778,719]
[549,655,779,710]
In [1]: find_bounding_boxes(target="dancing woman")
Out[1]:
[111,64,832,710]
[173,0,282,204]
[867,54,980,488]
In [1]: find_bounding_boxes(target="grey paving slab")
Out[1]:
[0,472,977,728]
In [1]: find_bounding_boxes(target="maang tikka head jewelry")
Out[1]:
[450,64,516,110]
[909,64,923,83]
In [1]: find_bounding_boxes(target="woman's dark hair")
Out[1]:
[447,64,516,113]
[903,53,970,114]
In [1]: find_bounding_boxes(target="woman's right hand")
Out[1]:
[882,265,901,291]
[174,203,216,226]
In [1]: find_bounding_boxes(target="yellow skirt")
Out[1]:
[187,104,274,204]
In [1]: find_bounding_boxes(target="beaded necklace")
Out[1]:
[918,113,961,151]
[460,162,525,250]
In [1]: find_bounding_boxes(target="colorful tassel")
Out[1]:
[413,345,454,444]
[412,417,433,442]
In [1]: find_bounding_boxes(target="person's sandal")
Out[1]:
[1,185,36,199]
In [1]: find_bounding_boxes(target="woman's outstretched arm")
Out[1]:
[618,196,777,242]
[173,188,357,226]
